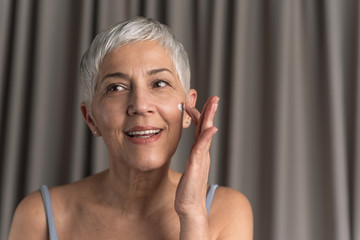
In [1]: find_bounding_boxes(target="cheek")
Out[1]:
[158,99,184,126]
[158,90,186,113]
[93,101,126,131]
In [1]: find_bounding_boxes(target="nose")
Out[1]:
[127,88,155,116]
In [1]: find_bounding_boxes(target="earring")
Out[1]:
[93,128,100,135]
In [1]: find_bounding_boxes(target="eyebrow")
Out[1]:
[148,68,173,75]
[102,68,173,82]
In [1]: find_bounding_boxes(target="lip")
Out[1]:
[125,126,163,144]
[125,126,161,132]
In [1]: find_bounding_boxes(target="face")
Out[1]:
[81,41,196,171]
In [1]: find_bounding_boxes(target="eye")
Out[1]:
[107,83,127,92]
[153,80,169,88]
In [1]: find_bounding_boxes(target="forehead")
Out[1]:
[99,41,175,74]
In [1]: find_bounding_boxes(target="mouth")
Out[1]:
[126,129,162,139]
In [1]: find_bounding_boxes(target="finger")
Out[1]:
[185,103,200,126]
[186,127,218,180]
[200,99,218,133]
[196,97,215,127]
[189,126,218,162]
[196,96,219,138]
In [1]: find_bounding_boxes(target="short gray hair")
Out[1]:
[80,17,191,107]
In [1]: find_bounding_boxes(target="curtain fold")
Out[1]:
[325,1,349,238]
[1,1,359,240]
[355,2,360,239]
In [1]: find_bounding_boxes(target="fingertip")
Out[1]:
[184,102,193,114]
[203,127,218,140]
[184,103,192,114]
[210,95,220,104]
[209,127,218,139]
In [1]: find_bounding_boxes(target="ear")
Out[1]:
[183,89,197,128]
[80,102,101,136]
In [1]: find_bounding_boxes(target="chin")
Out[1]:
[129,156,171,172]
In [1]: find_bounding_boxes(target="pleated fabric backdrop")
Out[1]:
[1,0,359,240]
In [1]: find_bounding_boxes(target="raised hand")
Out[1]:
[175,96,219,239]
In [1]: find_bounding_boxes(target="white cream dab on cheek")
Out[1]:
[177,103,183,112]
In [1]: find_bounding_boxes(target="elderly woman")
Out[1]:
[9,17,252,239]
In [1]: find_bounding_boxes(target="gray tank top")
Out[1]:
[40,184,219,240]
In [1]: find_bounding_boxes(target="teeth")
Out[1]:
[127,129,161,136]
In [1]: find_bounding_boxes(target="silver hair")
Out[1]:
[80,17,191,107]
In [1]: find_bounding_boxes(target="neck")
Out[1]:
[98,161,180,217]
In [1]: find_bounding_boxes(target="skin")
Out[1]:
[9,41,253,239]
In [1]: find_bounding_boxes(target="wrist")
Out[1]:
[179,214,210,240]
[178,212,208,223]
[175,199,208,219]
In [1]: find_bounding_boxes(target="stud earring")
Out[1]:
[93,128,100,135]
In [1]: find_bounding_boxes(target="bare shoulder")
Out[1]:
[8,174,101,240]
[8,189,48,240]
[209,186,253,240]
[212,186,252,216]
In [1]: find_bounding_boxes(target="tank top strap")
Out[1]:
[40,185,58,240]
[206,184,219,216]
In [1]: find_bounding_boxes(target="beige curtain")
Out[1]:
[1,0,359,239]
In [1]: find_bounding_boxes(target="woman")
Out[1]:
[9,17,253,239]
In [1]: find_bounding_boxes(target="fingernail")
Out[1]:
[214,103,218,112]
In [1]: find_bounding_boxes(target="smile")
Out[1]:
[126,129,162,138]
